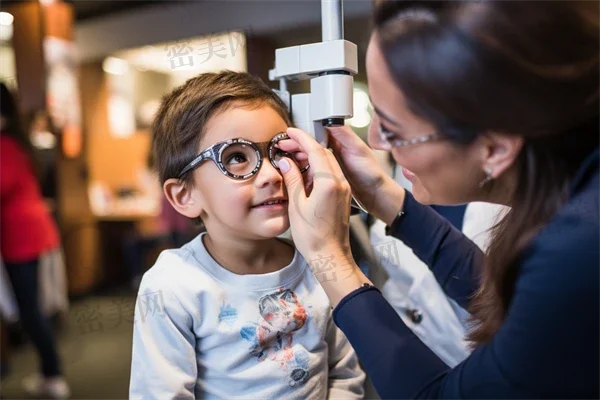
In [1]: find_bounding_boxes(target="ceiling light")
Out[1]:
[0,12,14,26]
[102,57,128,75]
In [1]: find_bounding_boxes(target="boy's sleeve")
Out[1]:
[129,273,198,400]
[325,312,366,399]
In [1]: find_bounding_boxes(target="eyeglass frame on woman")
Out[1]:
[378,123,440,148]
[177,132,309,180]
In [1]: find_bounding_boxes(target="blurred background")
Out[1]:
[0,1,376,398]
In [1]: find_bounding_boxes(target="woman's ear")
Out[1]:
[480,132,524,179]
[163,178,204,219]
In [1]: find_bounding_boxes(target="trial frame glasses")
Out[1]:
[178,132,309,180]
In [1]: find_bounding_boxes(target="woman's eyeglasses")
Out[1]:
[178,132,309,180]
[378,123,439,148]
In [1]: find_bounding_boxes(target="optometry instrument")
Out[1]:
[269,0,356,147]
[269,0,367,213]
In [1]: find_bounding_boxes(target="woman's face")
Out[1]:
[366,34,486,205]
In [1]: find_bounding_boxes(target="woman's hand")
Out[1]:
[326,125,387,207]
[279,127,370,306]
[279,128,353,258]
[280,125,406,225]
[327,125,406,225]
[279,125,385,211]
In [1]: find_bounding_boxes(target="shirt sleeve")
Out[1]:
[129,273,198,400]
[334,218,600,398]
[387,191,485,309]
[325,311,366,399]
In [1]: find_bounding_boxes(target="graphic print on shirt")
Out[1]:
[218,301,238,328]
[240,288,310,387]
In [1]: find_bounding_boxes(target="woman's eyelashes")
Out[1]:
[379,122,403,141]
[379,123,392,136]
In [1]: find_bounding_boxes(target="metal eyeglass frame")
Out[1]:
[178,132,309,180]
[378,123,440,148]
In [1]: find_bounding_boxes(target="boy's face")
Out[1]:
[191,105,291,240]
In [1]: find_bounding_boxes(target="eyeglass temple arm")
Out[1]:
[179,148,215,178]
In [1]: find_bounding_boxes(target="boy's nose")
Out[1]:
[255,159,283,187]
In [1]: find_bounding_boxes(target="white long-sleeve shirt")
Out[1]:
[129,233,365,400]
[369,200,509,368]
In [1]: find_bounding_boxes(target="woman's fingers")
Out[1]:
[285,127,333,175]
[278,127,351,206]
[277,140,308,161]
[322,146,350,187]
[279,157,307,207]
[286,128,348,183]
[277,139,303,153]
[326,125,362,150]
[281,128,350,200]
[293,153,309,161]
[276,132,310,162]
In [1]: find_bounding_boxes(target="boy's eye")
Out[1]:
[226,153,248,165]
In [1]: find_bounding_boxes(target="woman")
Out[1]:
[0,83,70,398]
[277,1,599,398]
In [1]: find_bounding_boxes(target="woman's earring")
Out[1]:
[478,167,494,188]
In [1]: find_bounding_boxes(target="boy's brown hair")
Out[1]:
[151,70,292,186]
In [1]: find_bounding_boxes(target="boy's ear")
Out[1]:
[163,178,204,219]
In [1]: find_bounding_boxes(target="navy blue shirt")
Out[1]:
[334,149,599,398]
[431,204,467,231]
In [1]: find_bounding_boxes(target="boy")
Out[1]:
[129,71,365,399]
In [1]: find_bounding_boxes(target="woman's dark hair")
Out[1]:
[0,82,40,176]
[374,1,599,344]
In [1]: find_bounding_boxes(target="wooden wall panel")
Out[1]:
[42,1,73,40]
[5,1,45,113]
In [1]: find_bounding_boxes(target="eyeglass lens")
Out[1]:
[220,135,309,178]
[221,143,260,176]
[269,138,310,172]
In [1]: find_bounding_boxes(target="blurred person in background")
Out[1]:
[123,153,198,289]
[0,83,70,399]
[123,195,198,289]
[26,110,59,202]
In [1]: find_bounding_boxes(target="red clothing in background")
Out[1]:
[0,134,59,262]
[158,196,190,234]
